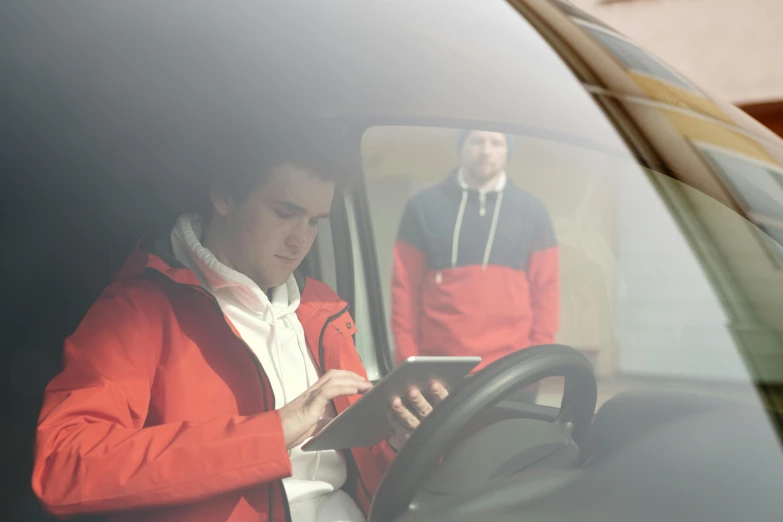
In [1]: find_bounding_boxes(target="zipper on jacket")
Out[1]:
[317,305,374,504]
[278,480,293,522]
[317,305,349,375]
[143,268,290,521]
[197,285,291,522]
[479,192,487,216]
[183,282,274,408]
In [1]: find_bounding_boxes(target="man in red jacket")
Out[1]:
[392,130,560,375]
[32,135,446,522]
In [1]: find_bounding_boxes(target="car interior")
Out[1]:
[3,1,783,521]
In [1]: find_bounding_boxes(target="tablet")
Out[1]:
[301,356,481,451]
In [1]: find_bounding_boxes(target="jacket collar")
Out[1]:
[443,168,511,199]
[456,168,507,193]
[116,231,343,315]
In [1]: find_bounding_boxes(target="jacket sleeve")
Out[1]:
[32,282,292,517]
[527,208,560,346]
[391,199,428,362]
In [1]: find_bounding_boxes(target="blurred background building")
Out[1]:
[568,0,783,137]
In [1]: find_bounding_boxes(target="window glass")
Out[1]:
[552,0,617,32]
[361,124,759,407]
[763,226,783,256]
[5,2,783,520]
[698,143,783,222]
[582,24,698,92]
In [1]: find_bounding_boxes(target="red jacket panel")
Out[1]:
[32,236,394,522]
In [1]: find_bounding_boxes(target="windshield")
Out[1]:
[333,1,783,409]
[3,1,783,521]
[359,120,781,405]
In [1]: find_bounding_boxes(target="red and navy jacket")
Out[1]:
[391,171,559,371]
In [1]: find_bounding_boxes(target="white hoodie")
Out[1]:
[170,214,364,522]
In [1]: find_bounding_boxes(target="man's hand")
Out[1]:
[387,382,448,451]
[279,370,372,449]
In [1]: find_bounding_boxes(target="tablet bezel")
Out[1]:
[301,356,481,452]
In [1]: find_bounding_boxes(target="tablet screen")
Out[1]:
[302,356,481,451]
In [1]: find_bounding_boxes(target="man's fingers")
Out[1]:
[317,382,371,402]
[430,381,449,406]
[391,396,420,430]
[408,387,433,418]
[312,373,371,397]
[312,370,369,390]
[285,373,371,449]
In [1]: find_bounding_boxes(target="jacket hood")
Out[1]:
[116,232,344,315]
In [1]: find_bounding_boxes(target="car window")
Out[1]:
[697,143,783,223]
[358,122,768,407]
[579,22,699,93]
[551,0,617,32]
[693,141,783,266]
[317,0,783,411]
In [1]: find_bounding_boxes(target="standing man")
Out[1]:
[391,130,559,373]
[32,135,446,522]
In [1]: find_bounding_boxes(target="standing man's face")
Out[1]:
[211,163,334,292]
[460,131,509,184]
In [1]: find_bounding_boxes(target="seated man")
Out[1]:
[31,134,445,522]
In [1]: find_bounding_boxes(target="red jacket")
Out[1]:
[32,235,395,522]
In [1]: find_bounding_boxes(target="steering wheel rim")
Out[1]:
[368,344,597,522]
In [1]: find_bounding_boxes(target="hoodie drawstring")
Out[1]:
[269,310,288,408]
[450,189,469,269]
[444,186,505,279]
[482,189,504,270]
[271,312,322,480]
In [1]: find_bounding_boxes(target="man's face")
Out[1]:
[460,131,509,182]
[214,163,334,291]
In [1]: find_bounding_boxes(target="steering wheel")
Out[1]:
[368,344,597,522]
